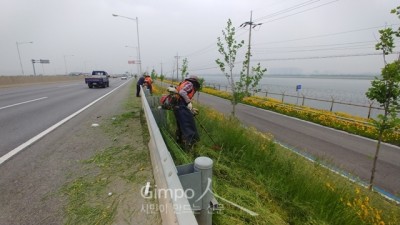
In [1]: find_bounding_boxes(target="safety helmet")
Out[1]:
[185,75,200,89]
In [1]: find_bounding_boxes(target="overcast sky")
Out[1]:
[1,0,399,77]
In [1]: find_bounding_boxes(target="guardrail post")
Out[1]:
[281,92,285,103]
[144,86,151,96]
[265,91,268,98]
[302,94,306,106]
[330,97,335,112]
[367,102,374,119]
[194,157,214,225]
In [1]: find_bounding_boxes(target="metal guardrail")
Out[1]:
[202,83,379,125]
[204,82,384,119]
[140,87,199,225]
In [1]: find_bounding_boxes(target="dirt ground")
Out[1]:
[0,81,161,225]
[0,75,83,87]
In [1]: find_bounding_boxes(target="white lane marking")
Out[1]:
[0,97,48,110]
[0,81,130,165]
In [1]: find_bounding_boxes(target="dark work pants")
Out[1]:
[174,105,199,146]
[136,84,141,97]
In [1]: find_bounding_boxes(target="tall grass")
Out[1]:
[159,105,400,225]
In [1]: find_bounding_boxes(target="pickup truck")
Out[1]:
[85,71,110,88]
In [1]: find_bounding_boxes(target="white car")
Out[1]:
[121,76,127,80]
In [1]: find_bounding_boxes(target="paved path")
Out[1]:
[197,92,400,196]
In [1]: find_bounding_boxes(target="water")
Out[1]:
[200,74,382,118]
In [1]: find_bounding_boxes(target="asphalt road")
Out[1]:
[0,78,128,158]
[0,77,161,225]
[197,92,400,196]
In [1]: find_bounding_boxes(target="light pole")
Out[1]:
[125,45,139,75]
[63,55,74,75]
[16,41,33,75]
[112,14,142,75]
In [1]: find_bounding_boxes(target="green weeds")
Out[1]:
[160,105,400,225]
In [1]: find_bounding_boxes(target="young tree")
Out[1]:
[366,7,400,190]
[196,77,205,103]
[180,58,189,81]
[238,50,266,98]
[159,74,165,86]
[216,19,244,116]
[216,19,267,116]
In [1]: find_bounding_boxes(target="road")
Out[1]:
[0,79,130,161]
[0,78,127,159]
[0,77,160,225]
[197,92,400,196]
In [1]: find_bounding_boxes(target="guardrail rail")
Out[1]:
[140,87,198,225]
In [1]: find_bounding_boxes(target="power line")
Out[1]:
[187,52,399,72]
[253,23,400,46]
[253,46,376,54]
[253,52,398,61]
[181,30,248,58]
[253,0,323,22]
[181,0,337,60]
[253,40,377,50]
[251,40,397,54]
[254,0,339,24]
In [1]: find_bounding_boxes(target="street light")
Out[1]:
[112,14,142,75]
[63,54,74,75]
[16,41,33,75]
[125,45,139,75]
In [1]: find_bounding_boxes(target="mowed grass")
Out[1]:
[159,104,400,225]
[60,82,154,225]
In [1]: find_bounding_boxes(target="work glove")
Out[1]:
[191,108,199,116]
[187,102,193,110]
[167,86,177,93]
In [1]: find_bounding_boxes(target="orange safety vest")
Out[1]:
[176,81,195,100]
[144,77,152,84]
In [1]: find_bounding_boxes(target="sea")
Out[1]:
[199,74,381,118]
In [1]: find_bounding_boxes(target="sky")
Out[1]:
[1,0,400,77]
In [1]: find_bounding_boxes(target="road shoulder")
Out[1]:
[0,81,160,225]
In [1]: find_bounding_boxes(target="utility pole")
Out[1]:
[240,11,262,94]
[174,53,180,82]
[16,41,33,75]
[160,62,163,75]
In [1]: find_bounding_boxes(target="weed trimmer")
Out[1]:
[194,115,222,150]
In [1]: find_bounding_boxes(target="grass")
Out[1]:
[152,81,400,224]
[61,176,117,225]
[60,82,155,225]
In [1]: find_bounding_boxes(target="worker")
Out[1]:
[172,75,201,150]
[136,75,145,97]
[144,74,153,95]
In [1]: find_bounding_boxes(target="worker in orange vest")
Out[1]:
[172,75,201,150]
[144,74,153,95]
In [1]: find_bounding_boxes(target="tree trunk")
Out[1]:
[229,69,236,116]
[369,103,389,191]
[368,130,383,190]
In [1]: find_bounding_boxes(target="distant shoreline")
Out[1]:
[266,74,377,80]
[199,73,377,80]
